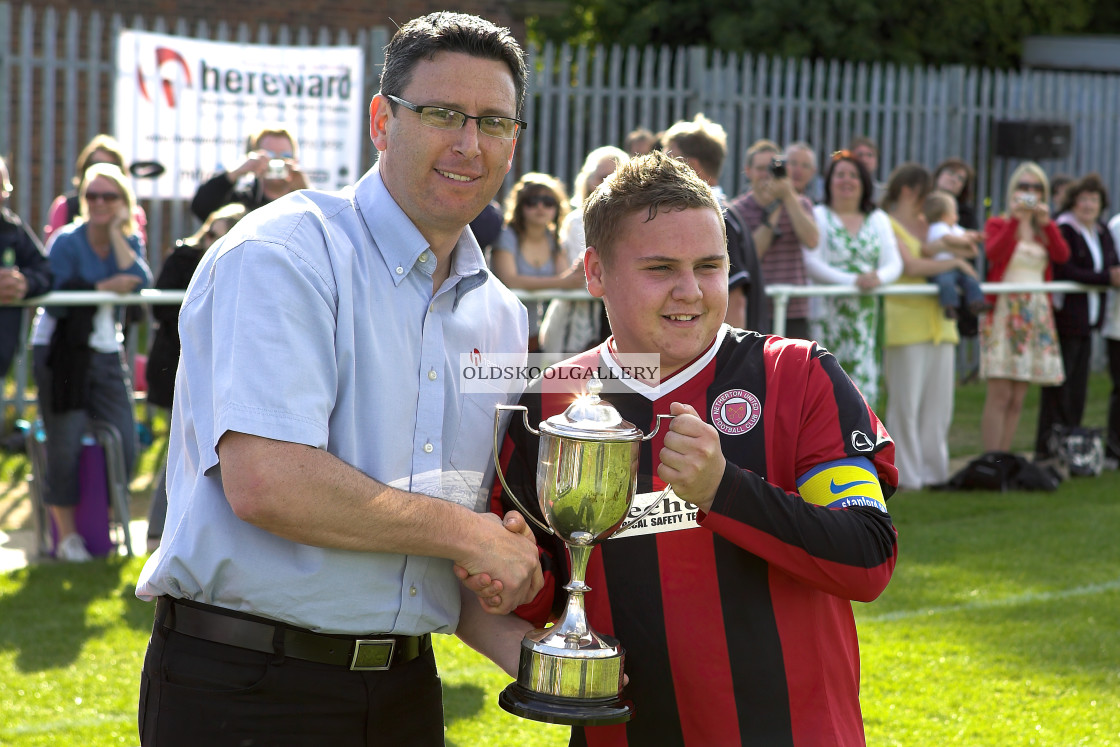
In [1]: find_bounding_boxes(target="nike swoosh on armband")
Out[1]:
[830,478,875,494]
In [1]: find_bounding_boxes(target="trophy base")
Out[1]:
[499,682,633,726]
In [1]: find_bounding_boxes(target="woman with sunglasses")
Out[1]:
[1035,173,1119,461]
[491,172,585,351]
[144,203,247,551]
[43,133,149,246]
[978,163,1069,455]
[31,162,152,562]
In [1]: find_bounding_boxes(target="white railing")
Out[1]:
[764,281,1107,337]
[2,281,1106,420]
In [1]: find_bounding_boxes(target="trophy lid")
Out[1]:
[540,375,644,442]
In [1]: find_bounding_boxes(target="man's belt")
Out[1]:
[156,596,431,671]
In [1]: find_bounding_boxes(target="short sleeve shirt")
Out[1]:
[136,166,528,635]
[730,192,813,320]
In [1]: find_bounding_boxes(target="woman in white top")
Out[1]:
[803,150,902,405]
[539,145,628,358]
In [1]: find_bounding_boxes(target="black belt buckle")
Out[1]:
[350,638,397,671]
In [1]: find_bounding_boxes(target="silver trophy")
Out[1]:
[493,376,672,725]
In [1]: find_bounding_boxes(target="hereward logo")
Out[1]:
[710,389,761,436]
[137,46,192,108]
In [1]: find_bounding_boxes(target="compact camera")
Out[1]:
[266,158,290,180]
[769,157,787,179]
[1017,192,1038,208]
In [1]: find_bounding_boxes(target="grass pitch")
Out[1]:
[1,374,1117,746]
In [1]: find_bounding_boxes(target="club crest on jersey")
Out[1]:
[711,389,761,435]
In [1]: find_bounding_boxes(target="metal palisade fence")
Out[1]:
[525,41,1120,219]
[3,0,1120,264]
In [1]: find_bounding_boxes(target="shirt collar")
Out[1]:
[356,165,490,306]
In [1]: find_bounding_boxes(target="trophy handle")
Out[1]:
[493,405,554,536]
[616,483,675,534]
[615,414,676,533]
[642,414,675,441]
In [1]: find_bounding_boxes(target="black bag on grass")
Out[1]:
[944,451,1061,492]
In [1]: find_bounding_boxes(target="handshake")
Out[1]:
[454,510,543,615]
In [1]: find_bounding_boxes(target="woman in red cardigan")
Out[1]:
[979,163,1070,453]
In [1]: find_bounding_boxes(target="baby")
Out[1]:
[922,191,991,319]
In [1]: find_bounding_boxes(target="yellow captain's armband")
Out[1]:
[796,457,887,513]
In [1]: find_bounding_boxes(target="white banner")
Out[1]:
[114,30,365,201]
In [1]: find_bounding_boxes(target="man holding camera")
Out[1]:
[190,125,309,221]
[730,139,819,339]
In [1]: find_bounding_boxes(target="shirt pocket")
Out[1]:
[447,388,513,512]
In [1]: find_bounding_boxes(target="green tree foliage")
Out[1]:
[528,0,1110,68]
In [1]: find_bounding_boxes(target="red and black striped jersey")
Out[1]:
[494,326,898,747]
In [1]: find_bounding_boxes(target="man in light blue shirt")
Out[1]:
[136,13,543,746]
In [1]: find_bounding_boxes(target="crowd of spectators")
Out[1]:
[12,110,1120,562]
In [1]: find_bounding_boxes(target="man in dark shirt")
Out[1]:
[189,126,309,220]
[0,156,52,376]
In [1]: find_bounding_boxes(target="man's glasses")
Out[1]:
[85,191,122,203]
[1015,182,1045,193]
[386,95,526,140]
[522,194,558,209]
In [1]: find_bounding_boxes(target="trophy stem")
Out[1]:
[566,539,592,593]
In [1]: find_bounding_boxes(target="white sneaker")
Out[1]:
[57,533,92,562]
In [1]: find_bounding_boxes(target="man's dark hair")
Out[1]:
[379,12,527,116]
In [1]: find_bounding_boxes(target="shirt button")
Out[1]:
[428,369,438,381]
[409,585,418,597]
[423,442,434,453]
[429,303,435,313]
[419,252,429,263]
[395,265,404,275]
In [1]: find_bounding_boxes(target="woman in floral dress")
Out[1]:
[803,150,902,406]
[981,163,1070,453]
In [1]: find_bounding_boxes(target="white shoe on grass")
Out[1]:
[57,533,92,562]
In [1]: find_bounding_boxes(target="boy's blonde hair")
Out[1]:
[922,191,957,225]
